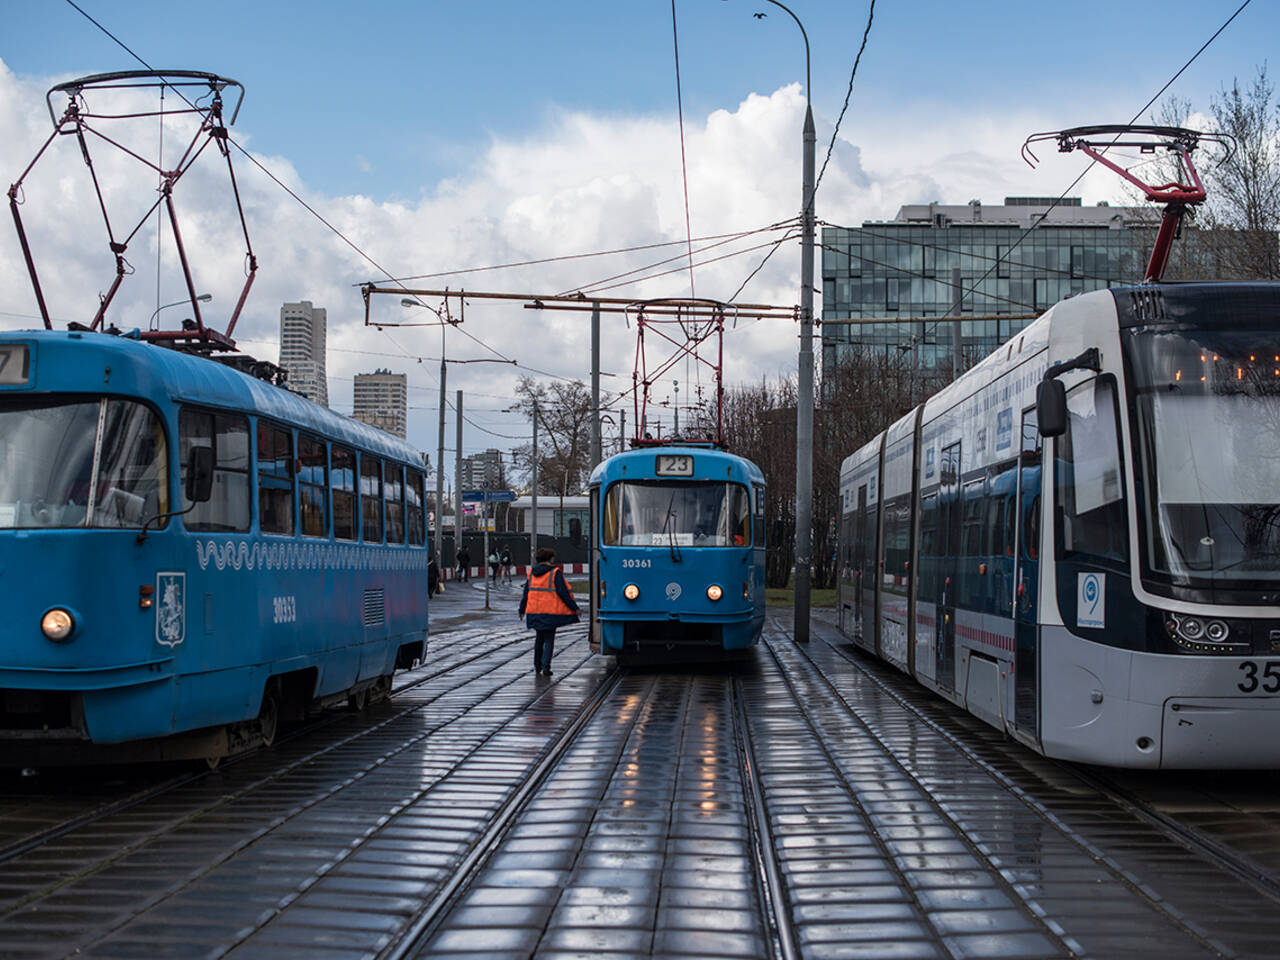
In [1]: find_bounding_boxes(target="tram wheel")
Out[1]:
[204,753,222,771]
[368,675,392,704]
[347,687,368,712]
[258,687,280,748]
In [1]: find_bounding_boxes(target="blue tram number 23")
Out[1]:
[1237,660,1280,694]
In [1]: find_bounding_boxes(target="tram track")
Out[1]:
[0,626,532,870]
[793,623,1265,958]
[731,675,799,960]
[810,621,1280,910]
[751,625,1085,960]
[0,625,589,927]
[1069,765,1280,906]
[377,665,625,959]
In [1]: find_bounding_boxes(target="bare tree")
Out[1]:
[508,377,602,496]
[722,376,797,588]
[718,346,917,590]
[1140,69,1280,280]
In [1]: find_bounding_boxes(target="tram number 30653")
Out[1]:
[273,595,297,625]
[1237,660,1280,693]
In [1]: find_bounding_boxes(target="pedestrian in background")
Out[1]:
[500,546,513,583]
[428,557,440,597]
[456,546,471,581]
[488,549,500,583]
[518,547,579,676]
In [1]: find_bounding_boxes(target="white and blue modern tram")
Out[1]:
[839,282,1280,768]
[0,329,429,764]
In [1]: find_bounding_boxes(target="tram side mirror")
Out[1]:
[569,517,582,547]
[1037,379,1067,438]
[186,446,215,503]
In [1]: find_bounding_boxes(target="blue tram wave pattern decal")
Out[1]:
[195,540,430,573]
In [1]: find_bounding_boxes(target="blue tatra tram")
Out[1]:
[588,445,766,662]
[0,329,429,764]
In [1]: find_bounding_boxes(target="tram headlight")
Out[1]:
[623,583,640,601]
[40,608,76,642]
[706,584,723,601]
[1179,616,1206,641]
[1205,619,1230,643]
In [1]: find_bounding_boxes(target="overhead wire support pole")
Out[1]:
[746,0,815,643]
[591,302,602,470]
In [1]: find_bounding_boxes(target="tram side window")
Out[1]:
[728,484,750,546]
[331,445,356,541]
[753,483,766,547]
[1057,379,1128,562]
[179,407,249,532]
[298,433,328,538]
[602,485,620,544]
[94,400,170,529]
[361,455,383,543]
[406,469,425,546]
[385,463,405,544]
[882,493,912,595]
[918,492,939,602]
[961,479,985,558]
[258,422,294,535]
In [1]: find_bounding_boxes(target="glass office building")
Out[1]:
[821,198,1151,376]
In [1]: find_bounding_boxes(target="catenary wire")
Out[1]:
[814,0,876,195]
[556,220,797,298]
[670,0,697,299]
[912,0,1255,349]
[384,223,793,285]
[60,0,595,384]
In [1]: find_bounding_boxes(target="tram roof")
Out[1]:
[589,445,764,486]
[0,329,423,464]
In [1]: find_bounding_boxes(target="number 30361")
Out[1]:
[1237,660,1280,693]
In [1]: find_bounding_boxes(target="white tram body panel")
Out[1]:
[836,284,1280,768]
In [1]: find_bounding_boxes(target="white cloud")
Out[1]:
[0,61,1135,457]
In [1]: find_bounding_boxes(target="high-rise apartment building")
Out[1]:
[278,301,329,407]
[821,198,1151,378]
[460,448,504,491]
[353,369,408,439]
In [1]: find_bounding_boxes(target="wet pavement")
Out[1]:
[0,580,1278,959]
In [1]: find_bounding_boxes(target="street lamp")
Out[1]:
[734,0,815,642]
[149,292,211,330]
[402,298,449,587]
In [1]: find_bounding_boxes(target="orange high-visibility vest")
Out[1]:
[525,568,575,616]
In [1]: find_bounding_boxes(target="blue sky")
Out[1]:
[5,1,1273,201]
[0,0,1275,463]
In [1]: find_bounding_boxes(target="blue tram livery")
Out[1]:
[0,329,429,764]
[588,445,766,662]
[838,283,1280,769]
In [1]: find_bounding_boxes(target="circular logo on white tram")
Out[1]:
[665,582,682,601]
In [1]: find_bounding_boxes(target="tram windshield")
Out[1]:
[602,481,750,547]
[0,397,168,529]
[1126,328,1280,586]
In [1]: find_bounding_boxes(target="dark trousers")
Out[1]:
[534,629,556,672]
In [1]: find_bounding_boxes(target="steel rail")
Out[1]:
[379,666,625,960]
[0,628,539,871]
[1070,764,1280,906]
[801,628,1241,951]
[732,675,800,960]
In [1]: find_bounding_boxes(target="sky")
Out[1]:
[0,0,1275,477]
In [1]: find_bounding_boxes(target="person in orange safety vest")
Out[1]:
[518,547,580,676]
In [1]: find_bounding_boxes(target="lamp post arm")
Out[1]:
[759,0,811,104]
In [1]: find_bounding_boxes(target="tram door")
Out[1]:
[936,442,961,693]
[589,487,601,654]
[1013,408,1042,739]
